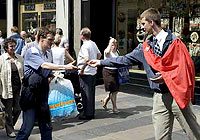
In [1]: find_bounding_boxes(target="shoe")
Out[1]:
[110,110,120,114]
[113,110,120,114]
[101,100,107,110]
[78,115,94,120]
[7,132,16,138]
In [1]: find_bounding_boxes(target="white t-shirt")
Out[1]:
[51,47,65,65]
[77,40,101,75]
[104,51,119,69]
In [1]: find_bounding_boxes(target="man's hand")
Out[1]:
[87,59,101,67]
[64,61,79,70]
[48,75,55,84]
[149,72,164,84]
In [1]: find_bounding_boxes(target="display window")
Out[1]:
[19,1,56,33]
[188,4,200,59]
[41,11,56,30]
[22,13,38,33]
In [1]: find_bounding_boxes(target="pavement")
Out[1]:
[0,84,200,140]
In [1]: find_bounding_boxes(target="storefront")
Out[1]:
[116,0,200,55]
[116,0,160,55]
[19,0,56,33]
[0,0,6,37]
[3,0,200,58]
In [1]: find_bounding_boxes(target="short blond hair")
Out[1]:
[140,8,161,27]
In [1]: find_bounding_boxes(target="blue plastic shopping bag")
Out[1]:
[48,76,79,120]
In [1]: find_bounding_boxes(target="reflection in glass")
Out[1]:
[22,13,38,33]
[41,12,56,32]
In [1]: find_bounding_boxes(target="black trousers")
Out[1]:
[1,92,21,134]
[79,75,96,117]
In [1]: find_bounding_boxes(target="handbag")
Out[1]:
[118,66,129,84]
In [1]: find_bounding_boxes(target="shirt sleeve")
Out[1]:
[100,45,141,67]
[24,47,51,78]
[25,47,45,71]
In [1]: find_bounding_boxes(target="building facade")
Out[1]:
[0,0,200,56]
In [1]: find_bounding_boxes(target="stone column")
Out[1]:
[56,0,69,39]
[74,0,81,56]
[7,0,13,37]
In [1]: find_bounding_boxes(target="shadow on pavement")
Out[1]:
[95,105,152,119]
[29,105,153,133]
[119,84,153,98]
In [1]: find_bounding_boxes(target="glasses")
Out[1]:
[47,36,54,41]
[43,38,54,42]
[48,38,54,41]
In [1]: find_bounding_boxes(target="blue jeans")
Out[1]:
[16,108,52,140]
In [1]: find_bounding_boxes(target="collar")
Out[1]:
[82,39,90,43]
[146,30,175,55]
[5,53,18,60]
[155,29,168,44]
[165,30,175,42]
[37,45,47,55]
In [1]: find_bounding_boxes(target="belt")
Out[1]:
[154,89,166,94]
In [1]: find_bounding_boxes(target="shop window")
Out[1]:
[41,11,56,31]
[22,13,38,33]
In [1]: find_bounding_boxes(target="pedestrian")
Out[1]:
[0,30,4,55]
[21,28,39,58]
[55,29,82,110]
[77,27,102,120]
[55,28,69,49]
[20,31,32,44]
[101,37,119,113]
[51,34,74,66]
[9,26,25,55]
[0,38,24,138]
[55,28,77,63]
[16,27,78,140]
[88,8,200,140]
[55,29,82,112]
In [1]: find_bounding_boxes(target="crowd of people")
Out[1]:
[0,26,82,139]
[0,7,200,140]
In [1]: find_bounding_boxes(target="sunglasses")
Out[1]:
[47,37,54,41]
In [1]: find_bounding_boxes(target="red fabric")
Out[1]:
[143,39,195,109]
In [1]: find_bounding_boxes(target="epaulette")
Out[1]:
[30,47,39,54]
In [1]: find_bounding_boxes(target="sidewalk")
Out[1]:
[0,84,200,140]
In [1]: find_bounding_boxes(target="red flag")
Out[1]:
[143,39,195,109]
